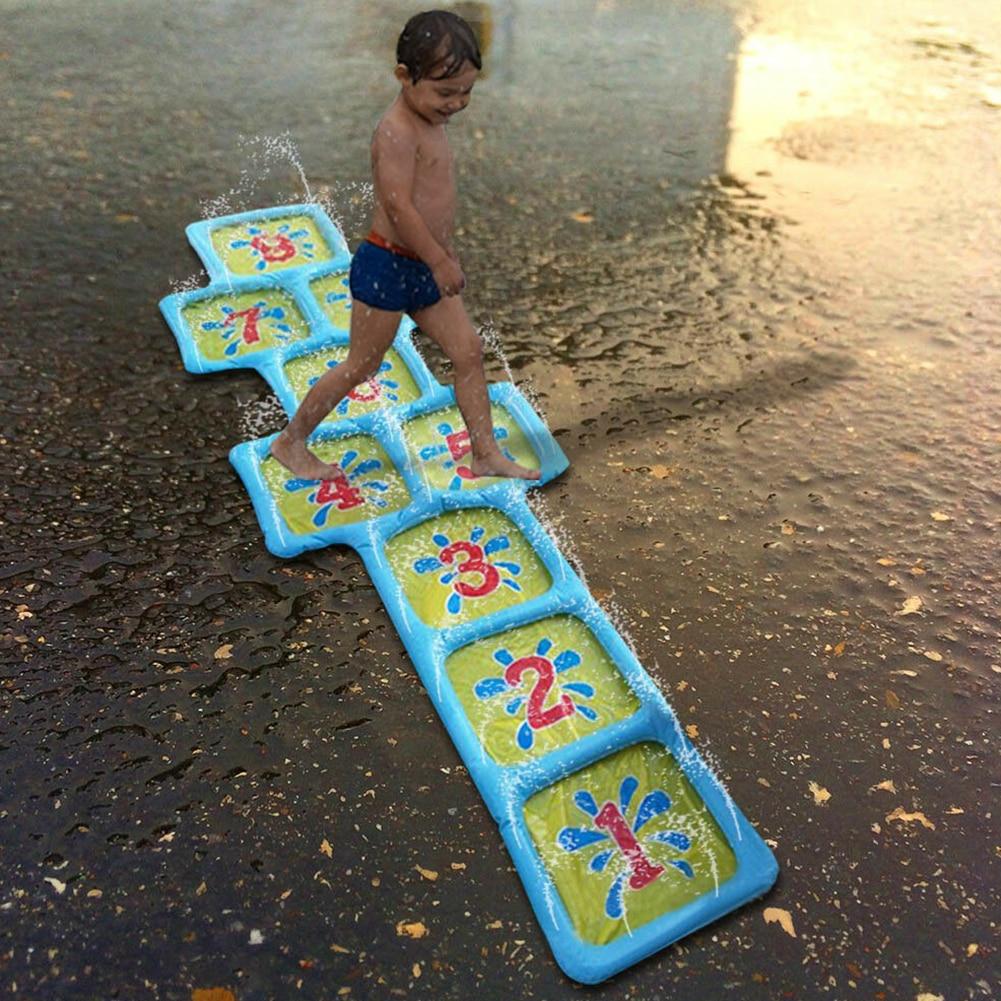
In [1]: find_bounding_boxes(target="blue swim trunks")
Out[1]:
[349,232,442,314]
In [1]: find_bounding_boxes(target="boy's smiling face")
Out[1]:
[396,59,478,126]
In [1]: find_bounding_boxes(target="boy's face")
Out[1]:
[397,59,478,126]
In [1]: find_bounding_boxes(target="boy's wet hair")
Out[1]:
[397,9,482,83]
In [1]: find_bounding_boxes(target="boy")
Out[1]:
[270,10,540,484]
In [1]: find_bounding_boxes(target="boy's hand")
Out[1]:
[432,255,465,297]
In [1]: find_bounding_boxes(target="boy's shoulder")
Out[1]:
[373,101,420,148]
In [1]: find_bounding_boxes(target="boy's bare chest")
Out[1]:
[414,135,453,185]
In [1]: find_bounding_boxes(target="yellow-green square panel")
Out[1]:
[403,404,540,491]
[181,288,310,363]
[210,214,333,276]
[261,435,410,534]
[446,615,640,765]
[283,346,421,417]
[385,509,550,629]
[524,742,738,946]
[308,270,352,330]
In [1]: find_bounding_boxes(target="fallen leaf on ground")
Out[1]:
[916,994,944,1001]
[923,650,943,662]
[886,807,935,830]
[877,557,896,566]
[396,920,428,939]
[885,689,900,709]
[891,669,918,677]
[871,780,896,794]
[412,962,422,978]
[930,511,951,522]
[192,990,237,1001]
[966,943,978,956]
[832,641,845,657]
[763,907,796,938]
[214,644,233,659]
[43,877,66,894]
[685,724,699,738]
[570,210,594,223]
[320,839,333,858]
[414,865,439,881]
[895,596,923,616]
[649,464,673,478]
[329,944,351,954]
[808,781,831,805]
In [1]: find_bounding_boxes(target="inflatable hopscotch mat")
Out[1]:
[159,204,778,983]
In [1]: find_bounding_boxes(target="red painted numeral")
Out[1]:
[315,468,365,510]
[594,802,665,890]
[348,378,381,403]
[504,655,575,729]
[445,428,472,462]
[444,428,477,479]
[225,306,262,344]
[251,233,296,262]
[439,540,499,597]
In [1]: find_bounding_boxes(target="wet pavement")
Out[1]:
[2,0,999,998]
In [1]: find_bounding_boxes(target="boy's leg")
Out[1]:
[270,302,401,479]
[412,296,540,481]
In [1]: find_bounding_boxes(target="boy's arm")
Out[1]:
[371,123,449,269]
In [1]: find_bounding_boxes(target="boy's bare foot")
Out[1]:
[469,453,542,481]
[270,433,340,480]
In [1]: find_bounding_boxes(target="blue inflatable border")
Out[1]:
[159,203,778,984]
